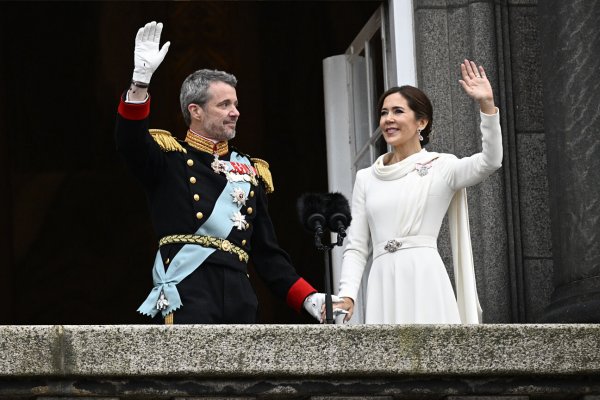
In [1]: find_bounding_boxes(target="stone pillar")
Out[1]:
[538,1,600,322]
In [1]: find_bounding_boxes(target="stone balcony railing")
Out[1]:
[1,324,600,399]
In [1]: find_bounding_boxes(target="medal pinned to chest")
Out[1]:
[211,154,259,186]
[230,187,250,231]
[211,153,257,231]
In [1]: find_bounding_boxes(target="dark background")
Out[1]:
[0,1,379,324]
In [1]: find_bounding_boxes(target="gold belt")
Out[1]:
[159,234,249,263]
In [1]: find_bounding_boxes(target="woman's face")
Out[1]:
[379,92,424,148]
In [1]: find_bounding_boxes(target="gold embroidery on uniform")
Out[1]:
[251,158,274,193]
[159,234,249,263]
[185,130,228,156]
[149,129,187,153]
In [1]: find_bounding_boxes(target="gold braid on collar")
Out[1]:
[185,130,229,156]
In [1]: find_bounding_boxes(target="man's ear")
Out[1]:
[188,103,204,122]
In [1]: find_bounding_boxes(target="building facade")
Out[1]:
[324,0,600,324]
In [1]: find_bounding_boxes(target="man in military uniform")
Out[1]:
[115,21,331,324]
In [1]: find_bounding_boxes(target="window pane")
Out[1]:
[351,54,370,155]
[368,30,385,132]
[355,151,372,172]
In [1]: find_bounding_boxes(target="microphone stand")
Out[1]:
[314,230,344,324]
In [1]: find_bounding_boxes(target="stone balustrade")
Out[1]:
[1,324,600,399]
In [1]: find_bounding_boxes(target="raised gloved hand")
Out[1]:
[132,21,171,85]
[303,293,346,323]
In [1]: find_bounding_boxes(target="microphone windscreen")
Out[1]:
[326,192,352,219]
[325,192,352,232]
[297,193,327,231]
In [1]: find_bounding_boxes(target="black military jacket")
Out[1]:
[115,96,315,315]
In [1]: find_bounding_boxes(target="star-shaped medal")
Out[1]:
[231,187,247,206]
[231,211,249,230]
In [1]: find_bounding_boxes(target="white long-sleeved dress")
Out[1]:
[338,110,503,324]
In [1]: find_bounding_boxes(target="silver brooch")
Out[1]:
[415,163,431,177]
[156,290,170,311]
[415,164,429,176]
[384,239,402,253]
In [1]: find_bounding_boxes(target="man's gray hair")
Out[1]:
[180,69,238,127]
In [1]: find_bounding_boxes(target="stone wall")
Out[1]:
[1,324,600,399]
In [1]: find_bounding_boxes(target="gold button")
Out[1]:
[196,212,203,220]
[189,177,196,184]
[247,207,253,214]
[241,239,247,246]
[187,159,194,167]
[193,194,200,201]
[165,258,170,265]
[250,191,255,197]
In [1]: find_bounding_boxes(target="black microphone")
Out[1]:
[297,193,328,240]
[325,192,352,236]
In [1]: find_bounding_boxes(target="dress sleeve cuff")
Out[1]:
[286,278,317,312]
[337,290,357,303]
[480,107,499,117]
[118,96,151,120]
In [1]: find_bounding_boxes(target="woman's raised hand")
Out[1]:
[458,59,496,114]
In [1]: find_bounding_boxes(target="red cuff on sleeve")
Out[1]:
[117,97,151,120]
[286,278,317,313]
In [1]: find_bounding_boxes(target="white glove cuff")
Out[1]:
[132,69,152,85]
[303,293,344,322]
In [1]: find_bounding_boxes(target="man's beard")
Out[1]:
[212,129,236,141]
[203,121,236,141]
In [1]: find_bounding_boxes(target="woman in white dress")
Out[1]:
[333,59,502,324]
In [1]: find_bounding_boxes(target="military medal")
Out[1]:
[211,154,228,174]
[156,290,169,311]
[231,187,248,206]
[213,158,259,186]
[231,211,249,230]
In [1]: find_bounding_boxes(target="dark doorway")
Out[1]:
[0,1,380,324]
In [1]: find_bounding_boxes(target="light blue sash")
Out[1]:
[137,151,252,317]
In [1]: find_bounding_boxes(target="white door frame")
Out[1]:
[322,0,417,323]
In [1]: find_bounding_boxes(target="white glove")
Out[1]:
[132,21,171,84]
[303,293,344,323]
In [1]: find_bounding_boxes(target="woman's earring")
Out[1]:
[418,128,424,142]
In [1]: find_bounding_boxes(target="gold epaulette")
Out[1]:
[251,158,274,193]
[149,129,187,153]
